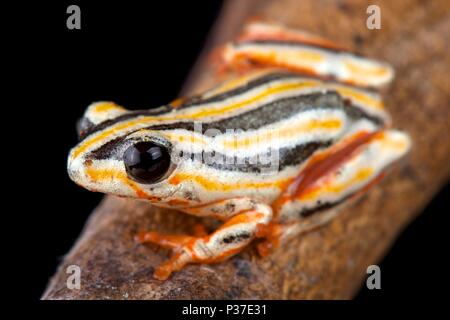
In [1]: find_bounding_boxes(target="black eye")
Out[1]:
[123,141,171,184]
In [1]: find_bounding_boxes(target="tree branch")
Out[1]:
[42,0,450,299]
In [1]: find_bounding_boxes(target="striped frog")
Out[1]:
[67,22,410,280]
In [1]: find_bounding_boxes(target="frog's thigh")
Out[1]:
[270,129,410,247]
[279,129,410,223]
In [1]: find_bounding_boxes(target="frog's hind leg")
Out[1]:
[136,198,272,280]
[258,129,411,255]
[256,207,346,257]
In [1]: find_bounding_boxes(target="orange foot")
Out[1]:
[255,222,283,257]
[135,230,197,280]
[136,206,273,280]
[255,221,304,257]
[135,224,220,280]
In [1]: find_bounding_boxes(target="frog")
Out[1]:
[67,21,410,280]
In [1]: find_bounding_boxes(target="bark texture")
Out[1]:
[42,0,450,299]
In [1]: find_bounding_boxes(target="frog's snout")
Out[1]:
[67,153,85,186]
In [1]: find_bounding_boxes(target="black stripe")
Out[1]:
[298,194,354,218]
[180,71,378,108]
[87,92,343,161]
[143,92,346,132]
[86,92,338,158]
[78,104,174,142]
[79,74,380,141]
[178,141,332,173]
[87,136,125,160]
[343,99,383,125]
[142,91,383,132]
[178,72,298,108]
[89,133,331,174]
[87,91,383,162]
[78,73,299,141]
[221,232,251,244]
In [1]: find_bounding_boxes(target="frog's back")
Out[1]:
[74,70,391,210]
[156,71,387,177]
[110,71,389,210]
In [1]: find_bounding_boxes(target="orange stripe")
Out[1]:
[299,167,374,200]
[344,60,390,78]
[222,118,342,149]
[332,86,384,110]
[236,47,326,64]
[91,102,126,113]
[164,117,343,150]
[271,130,377,214]
[168,172,289,192]
[203,69,275,97]
[85,167,150,199]
[187,80,318,118]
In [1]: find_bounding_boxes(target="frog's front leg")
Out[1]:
[136,198,272,280]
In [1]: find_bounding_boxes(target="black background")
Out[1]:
[12,0,448,302]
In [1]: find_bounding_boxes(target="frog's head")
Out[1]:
[67,102,191,206]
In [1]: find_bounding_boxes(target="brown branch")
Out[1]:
[42,0,450,299]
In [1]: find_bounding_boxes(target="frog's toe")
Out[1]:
[135,230,195,250]
[256,239,276,257]
[136,230,197,280]
[255,222,298,257]
[153,250,193,280]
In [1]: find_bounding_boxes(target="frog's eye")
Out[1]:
[123,141,171,184]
